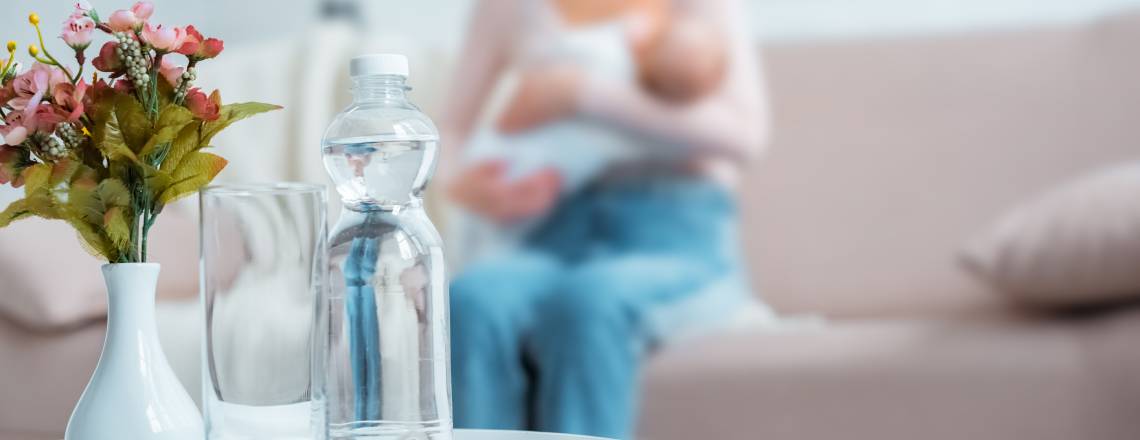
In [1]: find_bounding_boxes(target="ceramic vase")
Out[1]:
[65,263,203,440]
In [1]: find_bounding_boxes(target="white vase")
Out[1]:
[65,263,204,440]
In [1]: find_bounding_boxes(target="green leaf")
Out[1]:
[142,164,172,211]
[96,178,132,208]
[99,109,142,164]
[21,164,53,198]
[200,102,282,146]
[0,199,31,227]
[139,125,181,161]
[103,206,131,251]
[20,165,61,220]
[62,178,132,262]
[156,75,175,109]
[162,123,201,173]
[50,160,80,186]
[159,152,227,204]
[114,95,152,153]
[142,105,197,164]
[69,178,131,224]
[65,215,116,261]
[89,97,114,147]
[77,140,106,174]
[70,163,101,187]
[157,104,194,129]
[67,184,102,225]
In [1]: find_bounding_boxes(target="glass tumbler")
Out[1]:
[200,183,327,439]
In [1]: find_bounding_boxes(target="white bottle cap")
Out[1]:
[350,54,409,78]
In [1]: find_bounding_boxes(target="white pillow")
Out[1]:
[960,162,1140,308]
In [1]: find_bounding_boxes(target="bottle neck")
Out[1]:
[343,197,422,213]
[352,75,409,104]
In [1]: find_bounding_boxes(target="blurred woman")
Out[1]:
[442,0,768,438]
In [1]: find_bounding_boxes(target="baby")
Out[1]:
[464,15,729,198]
[638,16,729,105]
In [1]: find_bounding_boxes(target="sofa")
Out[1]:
[3,10,1140,440]
[641,10,1140,440]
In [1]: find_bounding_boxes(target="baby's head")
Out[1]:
[639,17,728,104]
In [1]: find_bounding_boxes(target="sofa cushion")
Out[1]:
[960,162,1140,307]
[0,203,201,330]
[640,308,1140,440]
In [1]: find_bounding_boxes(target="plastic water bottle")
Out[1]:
[313,54,450,440]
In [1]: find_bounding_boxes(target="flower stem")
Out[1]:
[73,51,85,83]
[148,53,163,118]
[1,53,14,76]
[126,166,151,263]
[31,22,76,81]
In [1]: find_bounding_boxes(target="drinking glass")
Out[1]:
[200,183,327,439]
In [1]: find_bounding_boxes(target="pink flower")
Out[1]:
[141,24,188,52]
[107,1,154,32]
[198,38,224,59]
[72,1,93,16]
[112,79,134,95]
[184,88,220,121]
[175,25,201,56]
[131,1,155,20]
[26,103,66,134]
[177,25,224,60]
[0,124,28,147]
[53,81,89,122]
[86,79,114,110]
[91,42,123,72]
[159,57,184,87]
[1,102,63,147]
[1,64,70,144]
[61,14,96,49]
[107,10,139,32]
[8,63,68,112]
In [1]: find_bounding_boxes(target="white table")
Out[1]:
[56,429,610,440]
[457,429,612,440]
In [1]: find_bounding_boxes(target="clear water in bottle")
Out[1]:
[312,54,450,440]
[321,135,435,208]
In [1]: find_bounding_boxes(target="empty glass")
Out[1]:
[199,183,327,439]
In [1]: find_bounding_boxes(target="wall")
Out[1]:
[3,0,1140,59]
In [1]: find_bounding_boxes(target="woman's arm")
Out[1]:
[441,2,563,222]
[577,0,770,161]
[439,0,516,172]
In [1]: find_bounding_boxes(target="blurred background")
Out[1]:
[3,0,1140,439]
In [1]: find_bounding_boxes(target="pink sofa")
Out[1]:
[641,11,1140,440]
[3,11,1140,440]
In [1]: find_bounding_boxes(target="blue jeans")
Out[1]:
[450,178,748,439]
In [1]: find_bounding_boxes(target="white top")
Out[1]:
[460,0,644,193]
[514,1,639,77]
[442,0,770,185]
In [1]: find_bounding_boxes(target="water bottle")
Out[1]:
[313,54,450,440]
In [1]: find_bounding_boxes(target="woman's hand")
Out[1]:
[497,65,585,133]
[447,161,563,224]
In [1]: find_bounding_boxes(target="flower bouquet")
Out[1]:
[0,1,279,263]
[0,2,281,437]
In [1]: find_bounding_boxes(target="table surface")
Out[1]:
[457,429,611,440]
[53,430,609,440]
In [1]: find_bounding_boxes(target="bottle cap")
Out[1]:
[350,54,409,78]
